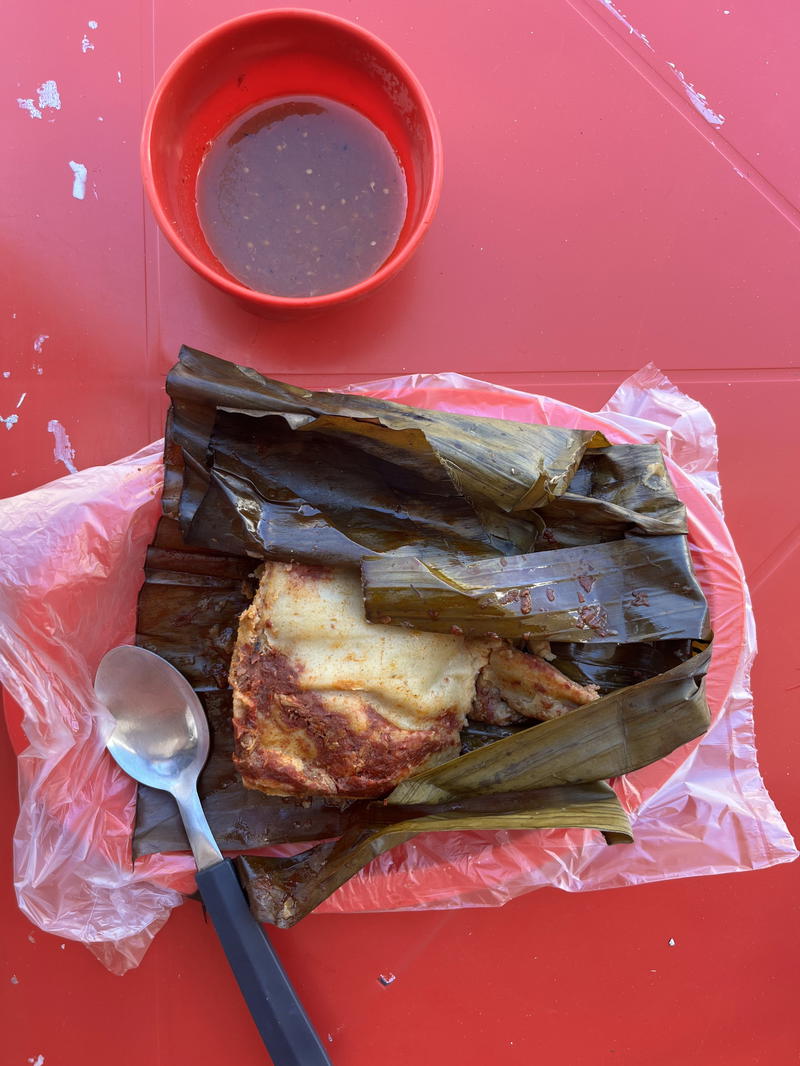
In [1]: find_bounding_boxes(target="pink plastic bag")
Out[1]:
[1,367,795,974]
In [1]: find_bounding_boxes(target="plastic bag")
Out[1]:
[1,366,795,974]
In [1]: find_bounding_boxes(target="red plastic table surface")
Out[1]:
[2,1,799,1064]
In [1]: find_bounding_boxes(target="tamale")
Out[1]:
[228,561,600,800]
[229,562,493,797]
[133,350,714,926]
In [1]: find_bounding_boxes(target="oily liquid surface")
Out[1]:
[196,96,408,298]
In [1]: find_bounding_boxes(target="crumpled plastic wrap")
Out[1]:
[1,366,795,973]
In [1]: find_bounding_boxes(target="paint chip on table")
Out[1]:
[668,937,676,947]
[378,972,397,986]
[88,19,99,28]
[47,420,78,473]
[10,974,19,984]
[17,79,61,120]
[28,1057,45,1066]
[597,0,653,50]
[1,414,19,430]
[81,34,95,53]
[33,334,49,353]
[17,98,42,119]
[37,79,61,111]
[667,63,725,125]
[68,161,88,200]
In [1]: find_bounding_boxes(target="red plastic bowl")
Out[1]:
[141,9,443,314]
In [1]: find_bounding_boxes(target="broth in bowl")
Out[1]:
[196,96,408,298]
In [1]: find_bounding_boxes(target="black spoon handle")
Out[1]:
[196,859,331,1066]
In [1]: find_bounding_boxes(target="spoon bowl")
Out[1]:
[95,644,209,792]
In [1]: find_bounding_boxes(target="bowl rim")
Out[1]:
[140,7,444,311]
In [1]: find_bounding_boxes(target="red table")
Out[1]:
[2,2,799,1063]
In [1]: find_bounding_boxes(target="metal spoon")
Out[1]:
[94,644,331,1066]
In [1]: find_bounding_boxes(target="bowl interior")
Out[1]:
[146,13,437,291]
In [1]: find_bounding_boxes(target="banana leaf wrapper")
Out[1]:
[238,782,633,927]
[186,411,539,563]
[536,444,688,549]
[361,533,710,642]
[548,638,703,693]
[163,346,602,563]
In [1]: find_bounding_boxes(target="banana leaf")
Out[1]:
[188,410,538,562]
[361,534,710,642]
[536,444,688,549]
[163,346,601,563]
[548,638,702,693]
[238,782,632,927]
[460,720,523,752]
